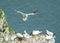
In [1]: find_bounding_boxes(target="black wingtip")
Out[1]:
[33,10,39,13]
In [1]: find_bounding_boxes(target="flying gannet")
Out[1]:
[15,10,39,21]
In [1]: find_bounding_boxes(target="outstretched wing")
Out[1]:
[32,10,39,13]
[15,10,25,14]
[28,13,35,15]
[28,10,39,15]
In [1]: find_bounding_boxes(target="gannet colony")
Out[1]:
[0,9,55,43]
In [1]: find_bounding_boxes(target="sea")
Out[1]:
[0,0,60,43]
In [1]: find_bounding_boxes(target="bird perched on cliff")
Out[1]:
[16,33,23,38]
[31,30,42,36]
[45,30,55,40]
[15,10,39,21]
[46,30,54,36]
[23,30,32,38]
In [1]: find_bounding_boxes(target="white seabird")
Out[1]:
[16,33,23,38]
[45,30,55,40]
[32,30,42,35]
[46,30,54,36]
[23,30,31,38]
[15,10,39,21]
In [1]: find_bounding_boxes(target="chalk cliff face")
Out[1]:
[0,9,55,43]
[0,9,14,35]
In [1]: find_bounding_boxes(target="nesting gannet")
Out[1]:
[46,30,54,36]
[23,30,31,38]
[24,30,29,35]
[45,30,55,40]
[32,30,42,35]
[16,33,23,38]
[15,10,39,21]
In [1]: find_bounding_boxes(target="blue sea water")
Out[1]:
[0,0,60,43]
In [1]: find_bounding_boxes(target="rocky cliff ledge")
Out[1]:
[0,9,55,43]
